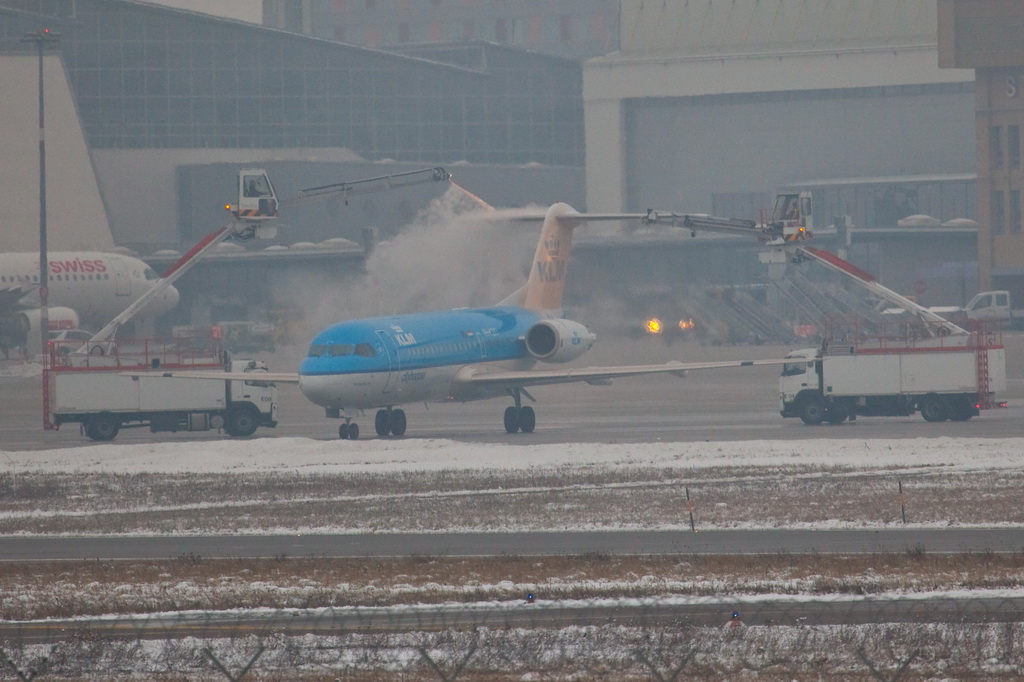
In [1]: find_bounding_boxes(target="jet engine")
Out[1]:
[524,319,596,363]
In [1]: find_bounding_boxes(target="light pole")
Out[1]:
[20,29,61,363]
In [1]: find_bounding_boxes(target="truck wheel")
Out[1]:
[224,405,260,437]
[919,394,948,422]
[799,397,825,425]
[85,414,120,441]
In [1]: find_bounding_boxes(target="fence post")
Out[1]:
[898,480,907,524]
[686,487,696,533]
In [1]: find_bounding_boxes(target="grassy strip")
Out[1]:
[1,467,1023,534]
[3,551,1024,620]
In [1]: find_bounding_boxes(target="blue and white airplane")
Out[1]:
[208,201,777,439]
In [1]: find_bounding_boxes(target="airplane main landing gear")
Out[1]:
[504,388,536,434]
[375,407,407,437]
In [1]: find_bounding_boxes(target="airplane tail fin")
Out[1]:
[520,202,581,313]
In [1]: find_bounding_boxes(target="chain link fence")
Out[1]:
[4,597,1024,679]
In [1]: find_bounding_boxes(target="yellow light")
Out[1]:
[645,317,663,334]
[678,318,694,330]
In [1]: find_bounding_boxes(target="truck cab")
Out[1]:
[779,348,819,417]
[964,290,1011,322]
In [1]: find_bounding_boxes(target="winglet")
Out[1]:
[521,203,580,312]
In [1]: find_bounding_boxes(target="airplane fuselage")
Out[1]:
[0,251,179,326]
[299,306,544,410]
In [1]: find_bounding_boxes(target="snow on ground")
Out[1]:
[4,435,1024,476]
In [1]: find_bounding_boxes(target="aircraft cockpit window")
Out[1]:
[307,345,327,357]
[354,343,376,357]
[328,344,354,356]
[144,268,159,280]
[781,361,807,377]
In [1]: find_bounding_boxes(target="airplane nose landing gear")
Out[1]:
[339,420,359,440]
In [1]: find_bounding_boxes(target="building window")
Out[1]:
[1012,190,1022,233]
[462,20,474,40]
[398,23,410,43]
[559,15,572,42]
[993,190,1006,234]
[495,18,508,43]
[1010,125,1021,170]
[526,16,541,45]
[990,126,1004,170]
[591,12,607,42]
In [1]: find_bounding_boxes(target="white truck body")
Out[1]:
[780,341,1005,424]
[50,358,278,441]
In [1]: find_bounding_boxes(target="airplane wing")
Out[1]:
[457,358,789,391]
[124,359,787,389]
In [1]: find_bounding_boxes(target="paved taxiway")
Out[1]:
[2,529,1024,562]
[1,335,1022,565]
[2,334,1023,449]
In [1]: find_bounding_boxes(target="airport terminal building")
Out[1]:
[1,0,1009,339]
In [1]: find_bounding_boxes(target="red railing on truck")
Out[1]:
[819,318,1004,411]
[43,338,226,431]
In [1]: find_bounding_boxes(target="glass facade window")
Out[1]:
[1010,125,1021,170]
[3,1,583,166]
[560,15,572,42]
[992,190,1005,234]
[1012,190,1022,233]
[990,126,1004,170]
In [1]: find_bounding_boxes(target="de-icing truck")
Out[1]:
[773,247,1006,424]
[779,329,1006,424]
[46,340,278,441]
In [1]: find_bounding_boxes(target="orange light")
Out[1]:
[678,318,695,330]
[645,317,663,334]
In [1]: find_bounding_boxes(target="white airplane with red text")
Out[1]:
[0,251,179,355]
[160,196,785,439]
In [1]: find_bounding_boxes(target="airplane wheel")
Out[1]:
[519,406,536,433]
[375,410,391,436]
[348,423,360,440]
[391,409,407,436]
[504,406,520,433]
[338,423,349,439]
